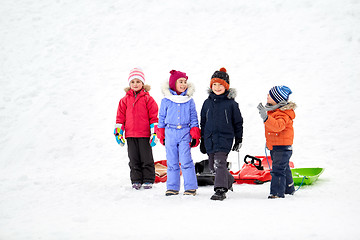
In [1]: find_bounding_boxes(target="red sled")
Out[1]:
[154,160,182,183]
[230,155,294,184]
[154,160,168,183]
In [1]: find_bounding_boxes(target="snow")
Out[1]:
[1,0,360,239]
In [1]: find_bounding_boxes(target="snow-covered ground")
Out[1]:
[1,0,360,239]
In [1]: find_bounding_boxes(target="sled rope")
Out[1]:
[264,145,272,171]
[295,176,307,192]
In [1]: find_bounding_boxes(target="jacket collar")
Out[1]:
[208,87,237,100]
[124,84,151,93]
[161,82,195,103]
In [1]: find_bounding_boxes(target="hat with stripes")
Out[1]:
[128,68,145,84]
[269,85,292,103]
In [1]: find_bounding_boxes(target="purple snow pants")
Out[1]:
[165,127,198,191]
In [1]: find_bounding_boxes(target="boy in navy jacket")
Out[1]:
[200,68,243,201]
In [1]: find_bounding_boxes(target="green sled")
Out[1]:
[291,168,324,185]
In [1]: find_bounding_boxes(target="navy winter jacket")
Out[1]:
[200,88,243,154]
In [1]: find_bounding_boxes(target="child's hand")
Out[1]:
[114,124,125,147]
[257,103,268,122]
[156,127,165,146]
[200,137,207,154]
[232,138,242,152]
[150,134,158,147]
[190,138,200,148]
[149,123,158,147]
[189,127,201,148]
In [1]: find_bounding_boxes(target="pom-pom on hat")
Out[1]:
[269,85,292,103]
[210,67,230,90]
[169,70,188,91]
[128,68,145,84]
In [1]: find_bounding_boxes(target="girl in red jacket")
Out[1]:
[114,68,159,190]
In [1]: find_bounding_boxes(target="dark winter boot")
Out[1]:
[268,194,285,199]
[210,188,227,201]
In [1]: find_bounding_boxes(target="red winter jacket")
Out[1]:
[116,85,159,138]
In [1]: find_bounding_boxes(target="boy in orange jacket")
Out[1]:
[257,85,296,199]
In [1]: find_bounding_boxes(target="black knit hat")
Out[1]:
[210,68,230,90]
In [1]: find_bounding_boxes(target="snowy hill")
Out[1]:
[1,0,360,239]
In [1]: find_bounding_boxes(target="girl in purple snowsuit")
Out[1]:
[157,70,201,196]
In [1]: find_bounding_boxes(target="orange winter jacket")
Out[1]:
[264,102,296,150]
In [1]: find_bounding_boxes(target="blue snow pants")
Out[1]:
[165,127,198,191]
[270,146,295,197]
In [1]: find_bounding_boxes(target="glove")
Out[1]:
[257,103,268,122]
[232,138,242,152]
[189,127,201,148]
[114,123,125,147]
[190,138,200,148]
[200,137,207,154]
[149,123,158,147]
[156,127,165,146]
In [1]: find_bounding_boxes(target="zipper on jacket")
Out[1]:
[225,109,229,124]
[206,109,209,122]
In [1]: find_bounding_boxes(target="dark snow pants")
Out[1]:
[127,137,155,184]
[270,146,295,197]
[208,152,234,191]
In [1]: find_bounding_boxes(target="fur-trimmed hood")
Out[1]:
[207,87,237,99]
[265,101,297,112]
[124,84,151,93]
[161,81,195,97]
[279,102,297,110]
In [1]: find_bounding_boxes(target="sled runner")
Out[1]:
[291,168,324,185]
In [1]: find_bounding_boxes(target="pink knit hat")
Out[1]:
[169,70,188,91]
[128,68,145,84]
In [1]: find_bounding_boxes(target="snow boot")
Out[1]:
[268,194,285,199]
[143,183,153,189]
[210,188,227,201]
[184,189,196,196]
[132,183,142,190]
[165,190,179,196]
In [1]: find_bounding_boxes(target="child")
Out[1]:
[257,85,296,199]
[157,70,201,196]
[200,68,243,201]
[114,68,159,190]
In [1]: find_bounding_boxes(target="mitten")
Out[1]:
[114,123,125,147]
[149,123,158,147]
[156,127,165,146]
[200,137,207,154]
[257,103,268,122]
[189,127,201,148]
[232,138,242,152]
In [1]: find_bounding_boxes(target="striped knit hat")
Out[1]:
[128,68,145,84]
[269,85,292,103]
[210,68,230,90]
